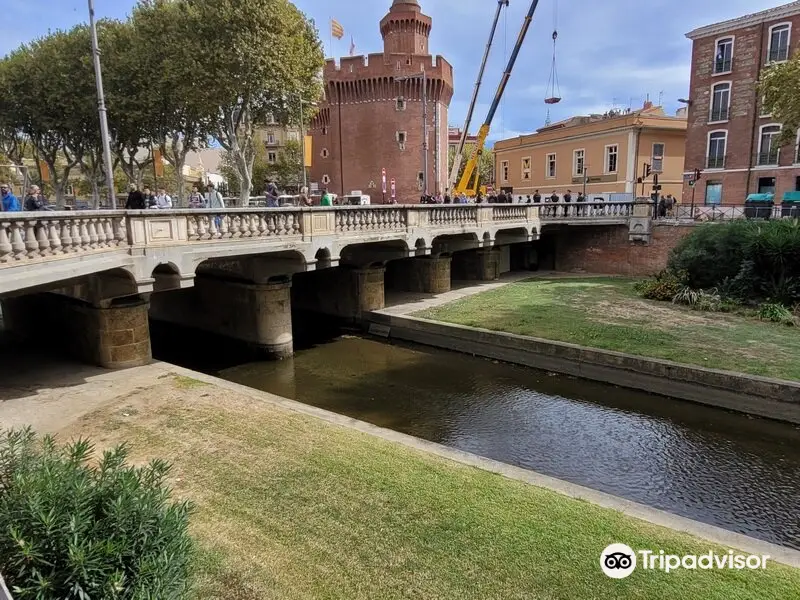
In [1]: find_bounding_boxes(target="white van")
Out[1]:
[342,190,371,205]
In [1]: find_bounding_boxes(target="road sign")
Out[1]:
[382,168,387,193]
[390,178,396,199]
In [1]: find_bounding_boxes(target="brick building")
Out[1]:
[683,1,800,205]
[308,0,453,202]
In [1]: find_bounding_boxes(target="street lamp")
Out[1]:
[88,0,116,209]
[395,71,429,196]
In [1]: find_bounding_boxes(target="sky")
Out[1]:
[1,0,788,141]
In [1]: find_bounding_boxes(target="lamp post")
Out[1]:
[88,0,116,208]
[299,98,306,191]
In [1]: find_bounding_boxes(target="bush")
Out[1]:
[0,428,194,600]
[634,270,682,301]
[758,303,796,326]
[672,286,721,311]
[668,219,800,305]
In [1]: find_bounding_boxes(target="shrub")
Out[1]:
[0,428,194,600]
[757,303,795,326]
[672,287,721,311]
[634,270,682,301]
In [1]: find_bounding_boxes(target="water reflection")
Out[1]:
[220,336,800,549]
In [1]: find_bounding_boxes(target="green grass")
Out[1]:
[416,277,800,381]
[70,378,800,600]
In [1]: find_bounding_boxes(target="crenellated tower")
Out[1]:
[308,1,453,202]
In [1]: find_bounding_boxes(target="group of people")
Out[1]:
[657,194,678,218]
[0,183,50,212]
[124,183,225,210]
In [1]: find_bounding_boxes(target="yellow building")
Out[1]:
[493,103,687,200]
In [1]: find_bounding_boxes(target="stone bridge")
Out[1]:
[0,201,645,368]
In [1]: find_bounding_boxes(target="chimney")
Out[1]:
[643,100,654,110]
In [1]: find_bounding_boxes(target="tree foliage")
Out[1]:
[761,53,800,146]
[448,144,494,189]
[0,428,194,600]
[272,140,303,190]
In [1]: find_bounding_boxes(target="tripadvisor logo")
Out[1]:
[600,543,769,579]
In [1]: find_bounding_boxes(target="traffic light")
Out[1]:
[694,168,702,182]
[644,163,652,178]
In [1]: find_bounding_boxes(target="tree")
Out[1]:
[448,144,494,189]
[177,0,324,205]
[271,139,303,190]
[761,55,800,146]
[0,27,100,206]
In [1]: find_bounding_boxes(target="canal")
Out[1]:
[152,326,800,551]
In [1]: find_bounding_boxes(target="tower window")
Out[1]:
[321,148,329,158]
[322,174,331,184]
[322,127,328,135]
[406,57,412,65]
[397,131,407,150]
[396,97,407,111]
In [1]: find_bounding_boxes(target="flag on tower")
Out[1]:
[349,36,356,56]
[331,19,344,40]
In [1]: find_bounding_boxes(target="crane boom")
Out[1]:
[448,0,509,193]
[456,0,542,197]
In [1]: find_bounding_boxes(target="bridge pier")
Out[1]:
[2,293,151,369]
[292,265,385,322]
[386,256,452,294]
[149,276,294,360]
[451,249,500,281]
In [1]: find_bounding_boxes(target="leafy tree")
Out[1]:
[448,144,494,189]
[178,0,324,204]
[271,139,303,190]
[0,27,99,206]
[761,54,800,146]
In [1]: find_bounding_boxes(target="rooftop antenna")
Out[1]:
[544,108,551,126]
[658,90,664,106]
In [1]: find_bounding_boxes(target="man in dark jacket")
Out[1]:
[563,189,572,217]
[533,190,542,204]
[125,184,146,210]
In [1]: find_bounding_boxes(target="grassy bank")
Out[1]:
[60,373,800,599]
[416,277,800,381]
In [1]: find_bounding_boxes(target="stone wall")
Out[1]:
[292,266,385,321]
[550,223,695,276]
[2,294,151,369]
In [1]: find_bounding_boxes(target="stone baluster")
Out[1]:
[247,214,259,237]
[219,214,230,238]
[257,214,267,237]
[48,220,62,255]
[10,223,26,260]
[0,223,12,263]
[87,219,99,249]
[266,214,276,236]
[187,216,198,240]
[25,221,39,258]
[103,219,115,247]
[36,221,51,255]
[79,219,91,250]
[96,219,107,246]
[208,215,220,238]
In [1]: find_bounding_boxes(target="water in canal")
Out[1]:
[211,335,800,550]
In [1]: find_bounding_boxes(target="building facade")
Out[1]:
[493,103,687,200]
[684,1,800,205]
[308,0,453,202]
[448,126,478,153]
[257,119,302,169]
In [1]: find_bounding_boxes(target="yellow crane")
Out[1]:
[452,0,547,198]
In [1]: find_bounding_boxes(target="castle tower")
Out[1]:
[308,1,454,202]
[380,0,431,56]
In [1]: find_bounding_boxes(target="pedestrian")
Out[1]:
[24,185,48,211]
[143,187,157,209]
[664,194,675,217]
[125,184,145,210]
[298,186,312,206]
[205,183,225,209]
[188,184,206,208]
[476,191,484,204]
[265,179,279,207]
[549,191,559,203]
[526,195,532,204]
[577,191,587,216]
[444,193,451,204]
[320,188,333,207]
[658,196,667,218]
[533,189,542,204]
[563,189,572,217]
[0,183,20,212]
[155,187,172,209]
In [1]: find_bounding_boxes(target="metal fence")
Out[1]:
[670,204,800,221]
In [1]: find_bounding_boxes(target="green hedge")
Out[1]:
[668,219,800,305]
[0,428,194,600]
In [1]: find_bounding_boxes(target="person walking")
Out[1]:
[299,186,312,207]
[563,189,573,217]
[23,185,48,211]
[664,194,675,217]
[0,183,20,212]
[125,184,145,210]
[265,179,279,207]
[533,190,542,204]
[205,183,225,209]
[155,187,173,209]
[320,189,333,207]
[188,185,206,208]
[143,187,157,209]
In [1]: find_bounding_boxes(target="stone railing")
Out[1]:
[429,206,478,227]
[334,206,407,233]
[539,201,633,220]
[0,213,127,264]
[185,210,302,241]
[492,205,528,222]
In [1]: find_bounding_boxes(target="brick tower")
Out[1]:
[309,0,454,202]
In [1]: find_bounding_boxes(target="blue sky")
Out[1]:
[1,0,785,141]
